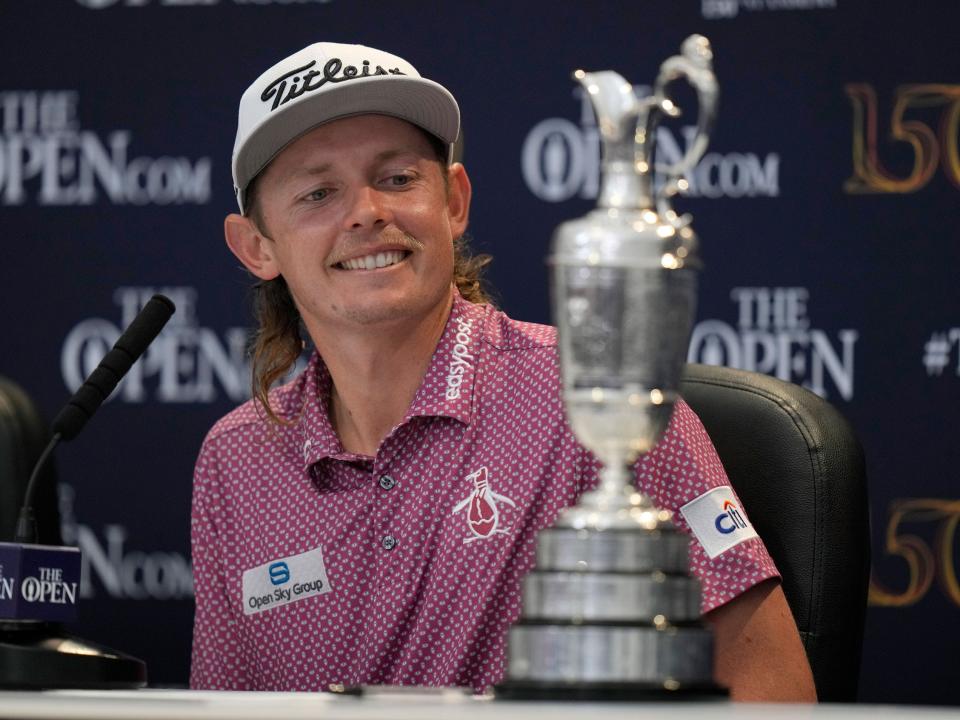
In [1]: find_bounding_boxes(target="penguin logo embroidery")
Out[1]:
[452,466,516,543]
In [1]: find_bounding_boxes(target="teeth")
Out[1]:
[339,250,406,270]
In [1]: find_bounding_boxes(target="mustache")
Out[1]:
[326,229,424,266]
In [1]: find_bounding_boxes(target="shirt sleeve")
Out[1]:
[635,398,781,614]
[190,433,252,690]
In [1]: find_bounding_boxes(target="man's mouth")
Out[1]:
[336,250,410,271]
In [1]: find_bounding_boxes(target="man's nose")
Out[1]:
[345,185,394,230]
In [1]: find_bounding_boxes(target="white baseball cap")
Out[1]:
[231,42,460,213]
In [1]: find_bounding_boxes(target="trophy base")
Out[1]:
[507,621,715,685]
[495,679,727,701]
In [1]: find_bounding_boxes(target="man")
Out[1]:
[191,41,815,700]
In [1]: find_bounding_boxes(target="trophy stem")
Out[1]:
[577,461,633,510]
[597,459,631,500]
[559,461,670,532]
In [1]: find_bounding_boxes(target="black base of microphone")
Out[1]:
[0,621,147,690]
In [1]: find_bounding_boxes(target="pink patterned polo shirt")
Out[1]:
[190,293,779,692]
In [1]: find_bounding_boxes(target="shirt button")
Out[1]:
[378,475,397,491]
[381,535,398,551]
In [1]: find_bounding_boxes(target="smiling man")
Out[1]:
[190,42,816,700]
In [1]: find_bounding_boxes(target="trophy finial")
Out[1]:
[681,34,713,67]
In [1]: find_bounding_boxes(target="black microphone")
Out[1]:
[14,294,175,544]
[52,294,176,441]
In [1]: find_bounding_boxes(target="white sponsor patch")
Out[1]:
[679,486,759,559]
[445,316,475,400]
[241,547,331,616]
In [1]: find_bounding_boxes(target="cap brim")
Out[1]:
[234,75,459,206]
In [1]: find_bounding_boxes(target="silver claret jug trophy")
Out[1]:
[498,35,723,700]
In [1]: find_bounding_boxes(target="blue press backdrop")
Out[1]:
[2,0,959,704]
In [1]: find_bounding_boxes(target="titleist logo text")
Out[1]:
[261,58,405,111]
[445,317,474,400]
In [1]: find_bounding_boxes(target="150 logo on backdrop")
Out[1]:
[687,286,858,401]
[0,90,211,205]
[61,286,250,403]
[522,85,780,203]
[869,498,960,609]
[845,84,960,194]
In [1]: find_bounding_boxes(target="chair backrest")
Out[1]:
[680,363,870,702]
[0,376,61,544]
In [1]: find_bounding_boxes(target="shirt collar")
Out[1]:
[298,353,358,468]
[297,291,489,469]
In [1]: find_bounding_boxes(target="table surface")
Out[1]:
[0,690,958,720]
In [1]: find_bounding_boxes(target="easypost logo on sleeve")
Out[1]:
[679,487,759,559]
[242,546,331,615]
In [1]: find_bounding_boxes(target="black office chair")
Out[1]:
[680,363,870,702]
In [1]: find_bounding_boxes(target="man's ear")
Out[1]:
[445,163,472,239]
[224,213,280,280]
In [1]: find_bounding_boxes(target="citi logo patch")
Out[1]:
[452,466,516,543]
[680,487,759,559]
[715,500,748,534]
[241,547,331,615]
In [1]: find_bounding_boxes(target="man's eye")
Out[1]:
[388,175,412,186]
[307,188,329,201]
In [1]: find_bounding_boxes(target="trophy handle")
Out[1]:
[652,35,719,220]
